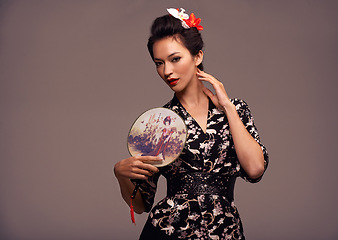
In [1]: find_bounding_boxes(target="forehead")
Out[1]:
[153,36,190,58]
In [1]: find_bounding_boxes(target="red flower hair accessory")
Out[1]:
[184,13,203,31]
[167,8,203,30]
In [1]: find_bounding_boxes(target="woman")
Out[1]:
[145,116,174,160]
[114,8,269,239]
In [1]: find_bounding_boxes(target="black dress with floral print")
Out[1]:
[137,95,269,240]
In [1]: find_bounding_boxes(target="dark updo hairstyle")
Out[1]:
[147,14,204,71]
[163,116,171,125]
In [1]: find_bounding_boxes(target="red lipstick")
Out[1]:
[167,78,179,86]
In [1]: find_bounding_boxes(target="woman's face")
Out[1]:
[152,36,201,92]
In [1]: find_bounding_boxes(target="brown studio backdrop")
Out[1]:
[0,0,338,239]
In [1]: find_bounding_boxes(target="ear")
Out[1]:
[194,50,204,67]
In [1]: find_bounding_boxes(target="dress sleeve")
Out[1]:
[233,99,269,183]
[131,172,160,212]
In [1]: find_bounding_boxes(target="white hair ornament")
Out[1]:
[167,8,203,30]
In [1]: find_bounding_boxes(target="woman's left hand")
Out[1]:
[197,69,233,111]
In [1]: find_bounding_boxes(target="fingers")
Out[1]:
[130,166,155,178]
[196,69,218,85]
[129,174,148,181]
[197,69,231,109]
[135,156,163,165]
[202,85,221,109]
[114,156,161,180]
[130,158,158,174]
[202,85,214,99]
[197,69,226,93]
[197,69,222,98]
[135,159,159,172]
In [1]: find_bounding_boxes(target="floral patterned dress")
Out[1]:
[136,95,269,240]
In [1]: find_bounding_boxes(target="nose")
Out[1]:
[163,62,173,78]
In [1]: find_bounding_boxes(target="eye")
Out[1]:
[154,61,163,67]
[172,57,181,63]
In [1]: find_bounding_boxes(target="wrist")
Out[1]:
[222,101,236,113]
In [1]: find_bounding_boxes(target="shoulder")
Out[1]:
[163,100,172,108]
[162,95,179,110]
[230,98,249,109]
[230,98,252,118]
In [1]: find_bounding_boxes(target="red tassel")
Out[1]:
[130,197,136,225]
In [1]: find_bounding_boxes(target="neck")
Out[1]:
[176,80,208,108]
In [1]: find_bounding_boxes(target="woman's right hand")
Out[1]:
[114,156,162,181]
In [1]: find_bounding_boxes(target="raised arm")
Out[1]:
[197,69,265,179]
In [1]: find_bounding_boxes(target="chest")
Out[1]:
[183,104,209,134]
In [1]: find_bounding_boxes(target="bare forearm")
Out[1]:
[224,103,265,179]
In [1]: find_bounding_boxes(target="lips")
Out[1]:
[167,78,179,86]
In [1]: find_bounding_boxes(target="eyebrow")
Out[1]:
[154,52,180,61]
